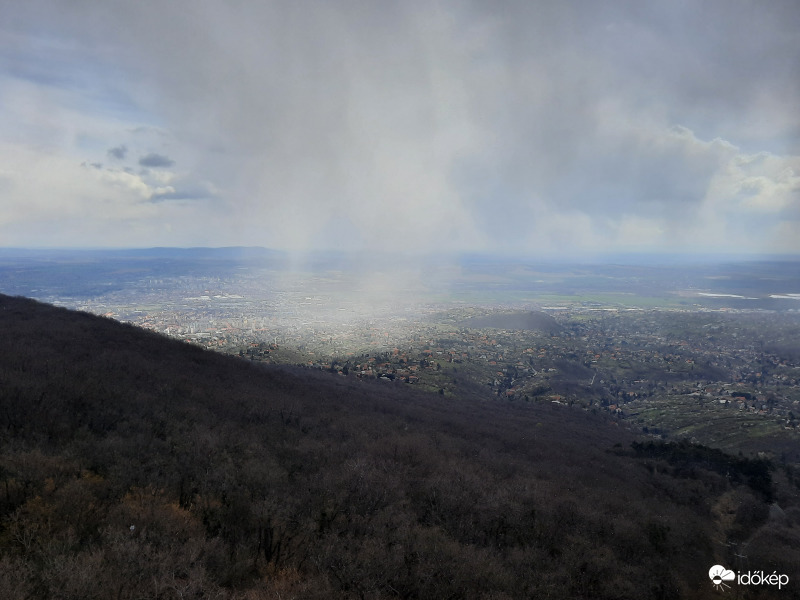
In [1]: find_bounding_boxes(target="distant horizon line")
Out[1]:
[0,245,798,265]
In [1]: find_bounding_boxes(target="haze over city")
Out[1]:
[2,0,798,258]
[5,4,800,597]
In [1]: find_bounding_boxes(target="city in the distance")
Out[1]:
[3,0,800,597]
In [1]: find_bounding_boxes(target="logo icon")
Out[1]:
[709,565,736,591]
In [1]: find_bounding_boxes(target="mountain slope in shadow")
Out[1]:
[0,294,797,599]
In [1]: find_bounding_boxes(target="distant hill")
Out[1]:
[462,310,563,334]
[0,245,286,260]
[0,294,797,599]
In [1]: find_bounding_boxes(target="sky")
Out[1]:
[1,0,799,259]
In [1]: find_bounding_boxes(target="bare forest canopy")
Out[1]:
[1,294,799,599]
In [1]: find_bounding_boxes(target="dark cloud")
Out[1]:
[107,145,127,160]
[138,153,174,168]
[2,0,799,254]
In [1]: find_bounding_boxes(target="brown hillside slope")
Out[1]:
[0,295,797,599]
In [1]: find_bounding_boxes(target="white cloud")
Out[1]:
[1,1,799,256]
[0,140,209,247]
[705,147,800,216]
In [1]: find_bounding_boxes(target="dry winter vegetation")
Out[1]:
[1,295,799,599]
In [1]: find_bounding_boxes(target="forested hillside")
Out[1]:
[1,295,798,599]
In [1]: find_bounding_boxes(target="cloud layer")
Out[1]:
[1,0,798,256]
